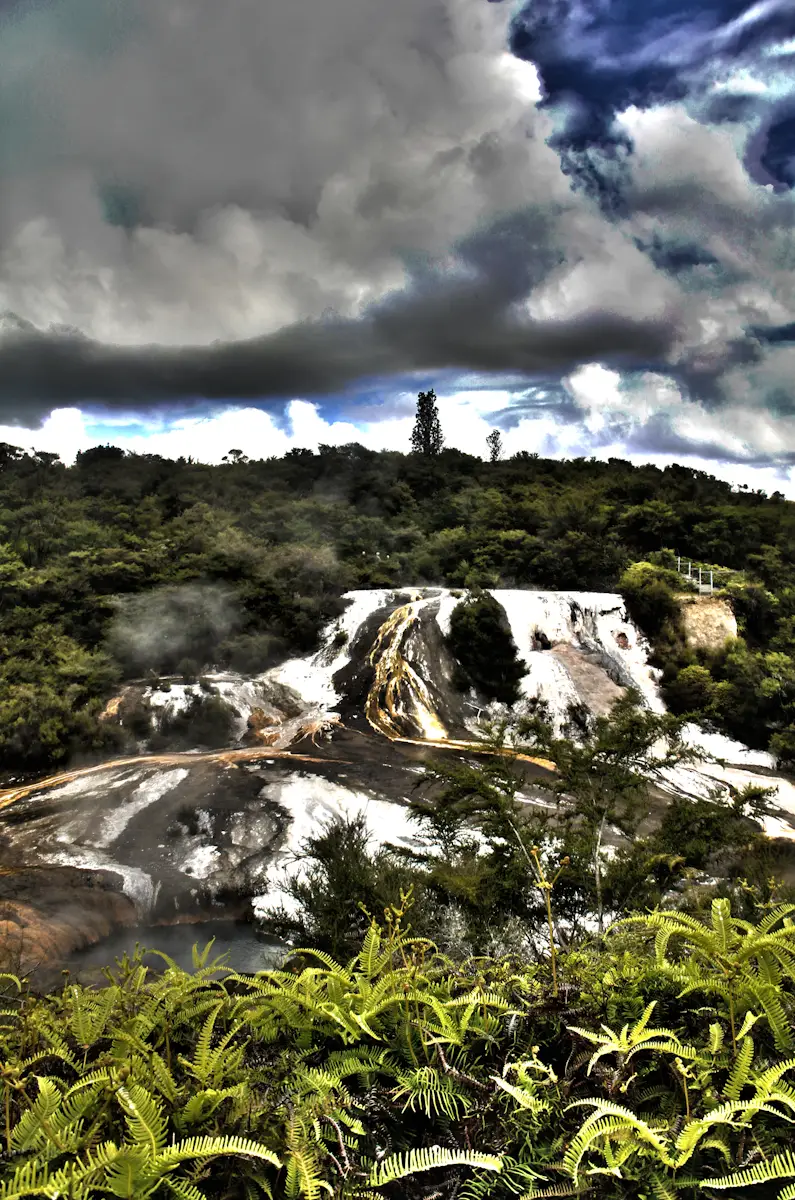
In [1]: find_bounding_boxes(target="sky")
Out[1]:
[1,0,795,491]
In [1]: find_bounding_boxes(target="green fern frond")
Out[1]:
[0,1160,51,1200]
[285,1144,331,1200]
[10,1076,64,1154]
[102,1149,154,1198]
[521,1184,583,1199]
[493,1077,549,1114]
[117,1083,168,1156]
[711,898,735,952]
[112,1033,180,1103]
[757,904,795,935]
[358,924,383,978]
[178,1085,246,1127]
[746,980,793,1051]
[393,1066,472,1120]
[289,948,353,981]
[709,1023,725,1054]
[563,1100,671,1177]
[626,1039,698,1062]
[155,1134,281,1171]
[370,1147,503,1188]
[754,1056,795,1098]
[163,1179,208,1200]
[708,1148,795,1189]
[725,1036,754,1100]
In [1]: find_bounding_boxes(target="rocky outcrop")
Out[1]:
[0,866,137,986]
[678,595,738,652]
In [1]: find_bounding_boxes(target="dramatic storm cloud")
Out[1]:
[1,0,795,482]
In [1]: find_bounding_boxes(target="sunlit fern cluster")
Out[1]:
[3,899,795,1199]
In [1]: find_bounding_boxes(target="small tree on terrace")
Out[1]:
[517,692,702,935]
[410,388,444,456]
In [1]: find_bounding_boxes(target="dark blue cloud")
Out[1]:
[634,234,720,273]
[748,322,795,345]
[507,0,795,197]
[484,383,582,429]
[758,109,795,188]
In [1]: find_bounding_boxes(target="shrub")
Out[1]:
[446,591,526,704]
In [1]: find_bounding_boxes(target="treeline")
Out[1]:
[1,437,794,774]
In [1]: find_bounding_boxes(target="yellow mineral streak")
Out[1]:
[365,596,448,741]
[364,596,554,769]
[99,694,125,721]
[0,746,353,812]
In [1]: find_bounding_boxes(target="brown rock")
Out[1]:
[0,867,137,984]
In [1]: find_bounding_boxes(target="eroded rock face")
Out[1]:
[0,866,137,986]
[679,595,738,652]
[0,763,291,926]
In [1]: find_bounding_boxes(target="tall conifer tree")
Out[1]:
[410,388,444,456]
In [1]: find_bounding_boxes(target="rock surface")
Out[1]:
[0,865,137,986]
[679,595,738,651]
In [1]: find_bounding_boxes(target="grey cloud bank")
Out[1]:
[0,0,794,475]
[0,303,677,423]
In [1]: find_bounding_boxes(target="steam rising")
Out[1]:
[107,583,242,676]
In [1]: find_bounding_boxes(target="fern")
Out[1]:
[725,1036,754,1100]
[369,1147,503,1187]
[708,1148,795,1189]
[117,1083,168,1155]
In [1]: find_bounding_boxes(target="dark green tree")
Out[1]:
[410,388,444,456]
[447,591,526,704]
[518,692,700,934]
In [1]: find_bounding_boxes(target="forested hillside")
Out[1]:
[2,437,795,775]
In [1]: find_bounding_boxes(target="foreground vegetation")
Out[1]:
[2,434,795,775]
[5,897,795,1199]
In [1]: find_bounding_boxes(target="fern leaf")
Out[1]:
[10,1076,64,1153]
[163,1179,208,1200]
[711,898,734,953]
[155,1134,281,1171]
[521,1185,584,1199]
[358,924,383,978]
[370,1148,502,1188]
[709,1023,725,1054]
[563,1100,671,1177]
[708,1148,795,1189]
[493,1077,549,1114]
[725,1036,754,1100]
[0,1160,51,1200]
[634,1001,658,1036]
[117,1083,168,1156]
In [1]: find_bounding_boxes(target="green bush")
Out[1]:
[446,591,526,704]
[619,561,682,639]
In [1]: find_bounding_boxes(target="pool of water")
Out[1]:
[68,920,286,981]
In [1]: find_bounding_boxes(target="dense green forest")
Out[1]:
[2,432,795,775]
